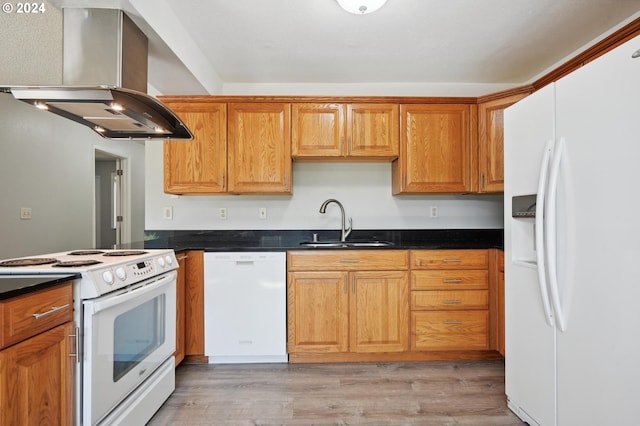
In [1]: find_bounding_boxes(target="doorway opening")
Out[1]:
[95,149,129,248]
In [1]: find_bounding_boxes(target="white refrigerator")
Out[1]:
[504,34,640,426]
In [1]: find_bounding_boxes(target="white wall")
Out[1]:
[0,94,146,259]
[145,142,503,231]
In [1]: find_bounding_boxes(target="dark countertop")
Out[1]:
[0,274,80,300]
[131,229,504,252]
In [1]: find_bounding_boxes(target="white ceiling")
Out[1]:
[55,0,640,96]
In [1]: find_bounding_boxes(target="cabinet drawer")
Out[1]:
[412,290,488,310]
[411,311,489,351]
[0,283,73,349]
[411,270,488,290]
[288,250,409,271]
[411,249,488,270]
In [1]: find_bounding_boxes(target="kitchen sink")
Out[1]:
[299,240,394,248]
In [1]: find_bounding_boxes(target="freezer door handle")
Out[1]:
[546,137,567,332]
[535,138,555,326]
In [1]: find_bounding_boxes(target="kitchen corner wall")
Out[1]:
[144,142,504,232]
[0,94,146,259]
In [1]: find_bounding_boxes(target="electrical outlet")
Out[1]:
[20,207,32,220]
[430,206,438,218]
[163,207,173,220]
[219,207,228,220]
[259,207,267,219]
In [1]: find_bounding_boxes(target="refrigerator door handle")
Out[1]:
[535,138,555,326]
[546,137,567,332]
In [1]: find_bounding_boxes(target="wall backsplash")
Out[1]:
[145,142,504,231]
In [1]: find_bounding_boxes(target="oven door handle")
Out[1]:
[86,270,177,314]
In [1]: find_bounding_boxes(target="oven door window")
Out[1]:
[113,295,165,382]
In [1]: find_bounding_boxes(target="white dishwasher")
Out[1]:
[204,252,288,363]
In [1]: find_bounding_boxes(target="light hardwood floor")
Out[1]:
[148,360,524,425]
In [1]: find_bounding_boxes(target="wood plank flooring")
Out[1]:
[148,360,524,425]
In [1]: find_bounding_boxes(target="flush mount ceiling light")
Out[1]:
[336,0,388,15]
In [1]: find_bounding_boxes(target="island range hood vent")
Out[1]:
[6,8,193,141]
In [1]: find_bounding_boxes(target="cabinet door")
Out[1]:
[185,250,205,359]
[163,102,227,194]
[287,272,349,353]
[228,103,292,194]
[0,322,74,426]
[477,93,529,193]
[347,103,399,159]
[350,271,409,353]
[393,104,471,193]
[292,103,344,158]
[174,253,187,366]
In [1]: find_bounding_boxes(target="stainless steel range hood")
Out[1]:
[6,8,193,140]
[8,86,193,140]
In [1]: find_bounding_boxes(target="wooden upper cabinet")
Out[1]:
[228,103,292,194]
[477,93,529,193]
[292,103,399,160]
[393,104,472,194]
[348,103,399,159]
[163,101,227,194]
[292,103,344,158]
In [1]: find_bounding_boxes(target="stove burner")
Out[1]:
[54,260,103,267]
[0,258,59,267]
[68,250,105,256]
[103,250,148,257]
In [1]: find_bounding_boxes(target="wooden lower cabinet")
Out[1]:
[183,250,207,363]
[174,252,187,366]
[0,322,75,426]
[350,271,409,353]
[287,270,409,355]
[287,249,502,363]
[410,250,492,352]
[0,282,75,426]
[287,250,410,361]
[287,272,349,353]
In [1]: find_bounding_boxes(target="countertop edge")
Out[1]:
[0,273,80,300]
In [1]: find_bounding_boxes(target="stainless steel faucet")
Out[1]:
[319,199,353,242]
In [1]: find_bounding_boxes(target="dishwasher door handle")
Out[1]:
[235,260,255,266]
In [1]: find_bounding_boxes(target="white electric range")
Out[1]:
[0,248,178,425]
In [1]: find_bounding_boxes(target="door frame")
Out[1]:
[94,148,131,247]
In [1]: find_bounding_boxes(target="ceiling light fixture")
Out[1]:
[336,0,388,15]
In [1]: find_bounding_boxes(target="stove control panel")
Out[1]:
[82,250,179,298]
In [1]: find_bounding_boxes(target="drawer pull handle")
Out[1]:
[442,279,463,283]
[443,259,462,263]
[442,300,462,305]
[339,259,360,263]
[32,304,70,320]
[443,320,463,325]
